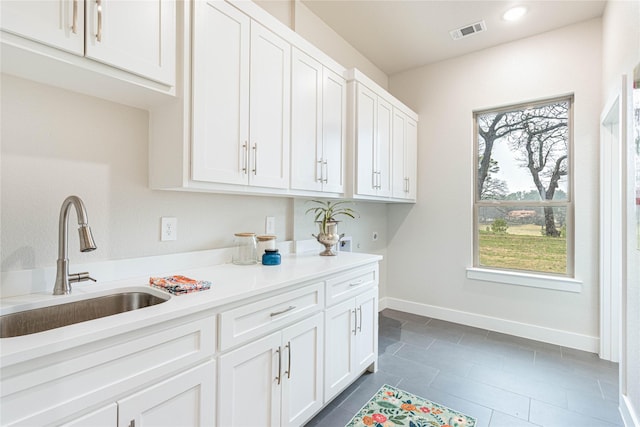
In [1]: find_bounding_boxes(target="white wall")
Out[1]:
[602,0,640,423]
[386,19,603,349]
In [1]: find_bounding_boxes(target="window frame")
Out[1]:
[471,95,576,280]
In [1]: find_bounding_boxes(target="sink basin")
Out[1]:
[0,291,169,338]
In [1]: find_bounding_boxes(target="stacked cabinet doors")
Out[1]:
[192,0,290,189]
[354,83,393,198]
[1,0,176,85]
[324,266,378,401]
[291,48,346,194]
[218,313,324,427]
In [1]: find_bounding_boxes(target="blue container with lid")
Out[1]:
[262,249,281,265]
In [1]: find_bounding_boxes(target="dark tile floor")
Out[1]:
[305,309,623,427]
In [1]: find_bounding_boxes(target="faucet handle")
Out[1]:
[69,272,97,284]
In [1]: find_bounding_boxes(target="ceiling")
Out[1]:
[300,0,607,75]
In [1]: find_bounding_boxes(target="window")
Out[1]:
[473,96,573,276]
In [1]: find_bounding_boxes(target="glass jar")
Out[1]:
[262,249,281,266]
[256,235,277,262]
[232,232,257,265]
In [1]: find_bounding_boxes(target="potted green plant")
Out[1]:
[305,200,358,256]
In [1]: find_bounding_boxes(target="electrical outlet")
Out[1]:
[265,216,275,235]
[161,217,177,241]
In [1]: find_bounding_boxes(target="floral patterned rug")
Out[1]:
[345,384,476,427]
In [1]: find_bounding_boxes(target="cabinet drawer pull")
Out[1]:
[358,306,363,332]
[349,279,364,287]
[323,160,328,183]
[96,0,103,42]
[270,305,295,317]
[71,0,78,34]
[285,341,291,379]
[317,159,323,182]
[275,346,282,385]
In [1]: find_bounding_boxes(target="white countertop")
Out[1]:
[0,251,381,367]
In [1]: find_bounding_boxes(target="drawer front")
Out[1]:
[219,282,324,351]
[325,265,378,307]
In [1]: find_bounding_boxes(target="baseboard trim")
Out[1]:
[379,297,599,353]
[620,394,640,427]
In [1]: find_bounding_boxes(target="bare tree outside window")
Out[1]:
[474,97,573,275]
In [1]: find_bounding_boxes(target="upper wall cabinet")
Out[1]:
[347,69,419,203]
[150,0,347,197]
[0,0,176,107]
[191,0,290,190]
[291,48,346,195]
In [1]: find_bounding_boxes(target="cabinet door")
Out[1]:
[191,0,250,185]
[355,288,378,372]
[321,68,346,193]
[392,110,418,200]
[0,0,84,55]
[355,84,377,196]
[281,313,324,427]
[405,117,418,201]
[324,298,356,401]
[376,97,393,197]
[248,21,291,189]
[392,109,408,199]
[118,360,216,427]
[85,0,176,85]
[218,332,282,427]
[290,48,322,192]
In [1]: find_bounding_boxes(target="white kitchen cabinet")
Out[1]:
[1,0,176,86]
[1,315,216,426]
[392,109,418,201]
[353,82,393,198]
[291,48,346,194]
[325,287,378,401]
[118,360,215,427]
[218,313,323,427]
[191,0,290,190]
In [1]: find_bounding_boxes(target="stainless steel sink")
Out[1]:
[0,291,169,338]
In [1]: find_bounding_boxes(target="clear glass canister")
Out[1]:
[232,232,257,265]
[256,235,276,262]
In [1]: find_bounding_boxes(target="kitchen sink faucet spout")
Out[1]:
[53,195,97,295]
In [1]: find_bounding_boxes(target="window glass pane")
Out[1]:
[478,205,567,274]
[477,101,569,201]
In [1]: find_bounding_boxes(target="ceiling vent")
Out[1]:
[449,20,487,40]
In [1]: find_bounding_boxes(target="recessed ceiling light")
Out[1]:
[503,6,527,21]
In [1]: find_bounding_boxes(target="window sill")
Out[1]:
[466,267,582,293]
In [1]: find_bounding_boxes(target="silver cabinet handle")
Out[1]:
[242,142,248,174]
[270,305,295,317]
[252,143,258,175]
[349,279,363,287]
[352,309,357,335]
[323,160,328,183]
[275,346,282,385]
[71,0,78,33]
[358,306,363,333]
[317,159,323,183]
[129,421,135,427]
[96,0,102,42]
[285,341,291,379]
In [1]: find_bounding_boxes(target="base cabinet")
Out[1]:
[324,287,378,401]
[218,313,324,427]
[118,361,215,427]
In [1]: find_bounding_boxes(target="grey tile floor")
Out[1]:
[305,309,623,427]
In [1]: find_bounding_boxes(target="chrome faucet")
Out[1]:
[53,195,97,295]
